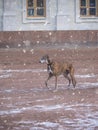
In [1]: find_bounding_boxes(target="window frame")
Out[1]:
[75,0,98,23]
[23,0,51,24]
[26,0,46,18]
[80,0,98,17]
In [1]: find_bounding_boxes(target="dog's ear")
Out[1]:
[45,54,49,59]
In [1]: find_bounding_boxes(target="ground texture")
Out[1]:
[0,46,98,130]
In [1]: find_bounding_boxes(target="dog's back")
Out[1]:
[49,60,72,75]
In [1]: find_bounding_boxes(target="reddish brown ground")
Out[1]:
[0,46,98,130]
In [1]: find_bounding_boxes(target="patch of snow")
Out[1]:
[76,74,96,78]
[49,32,52,36]
[23,49,26,53]
[61,48,64,51]
[30,127,46,130]
[18,32,21,35]
[4,120,7,123]
[18,44,21,47]
[18,120,35,125]
[0,73,12,79]
[79,82,98,87]
[78,91,81,94]
[0,106,32,116]
[30,49,34,54]
[37,41,39,44]
[81,98,84,102]
[0,69,47,74]
[4,89,13,93]
[33,104,63,111]
[6,45,10,48]
[24,63,26,66]
[23,40,31,47]
[72,93,75,96]
[36,121,59,128]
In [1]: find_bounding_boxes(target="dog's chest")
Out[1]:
[47,65,53,74]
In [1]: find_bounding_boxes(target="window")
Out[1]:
[27,0,46,17]
[80,0,98,17]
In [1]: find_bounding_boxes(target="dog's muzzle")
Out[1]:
[39,59,45,63]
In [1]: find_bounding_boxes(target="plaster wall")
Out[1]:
[0,0,98,31]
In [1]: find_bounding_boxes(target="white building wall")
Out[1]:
[2,0,57,31]
[57,0,75,30]
[22,0,57,30]
[1,0,98,31]
[0,0,3,31]
[57,0,98,30]
[3,0,18,30]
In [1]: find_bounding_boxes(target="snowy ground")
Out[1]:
[0,47,98,130]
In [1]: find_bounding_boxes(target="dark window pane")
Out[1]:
[27,9,34,16]
[90,0,96,7]
[28,0,34,7]
[89,8,96,15]
[37,0,44,7]
[80,8,87,15]
[37,8,44,16]
[81,0,86,6]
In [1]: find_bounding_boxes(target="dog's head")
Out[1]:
[39,55,49,64]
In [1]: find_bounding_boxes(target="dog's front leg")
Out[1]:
[45,73,53,89]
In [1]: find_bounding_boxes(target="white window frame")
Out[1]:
[75,0,98,23]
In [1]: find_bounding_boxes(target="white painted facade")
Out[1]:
[0,0,98,31]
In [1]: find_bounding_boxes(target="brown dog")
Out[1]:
[39,55,76,90]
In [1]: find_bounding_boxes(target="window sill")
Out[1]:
[76,16,98,23]
[23,17,48,23]
[80,16,98,19]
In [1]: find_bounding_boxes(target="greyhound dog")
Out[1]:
[39,55,76,90]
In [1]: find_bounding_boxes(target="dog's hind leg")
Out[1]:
[54,76,58,90]
[70,67,76,88]
[70,74,76,88]
[63,71,71,87]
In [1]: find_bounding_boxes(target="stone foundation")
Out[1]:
[0,31,98,48]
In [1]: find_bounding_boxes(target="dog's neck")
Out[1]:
[46,57,52,65]
[46,57,53,74]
